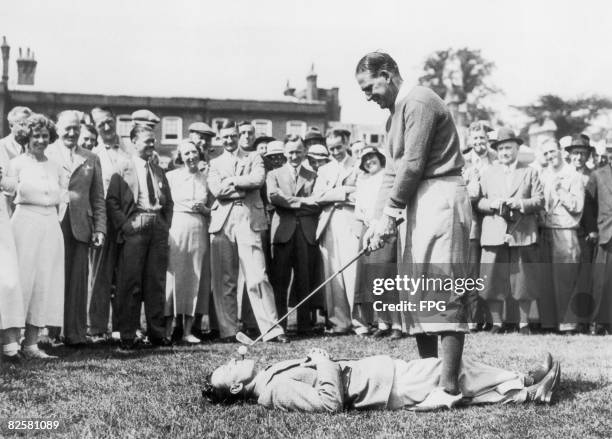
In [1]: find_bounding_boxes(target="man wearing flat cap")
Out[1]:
[188,122,215,159]
[356,51,472,409]
[477,127,544,335]
[538,138,585,334]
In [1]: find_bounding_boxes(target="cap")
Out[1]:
[188,122,215,137]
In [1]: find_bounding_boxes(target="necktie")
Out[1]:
[145,162,157,206]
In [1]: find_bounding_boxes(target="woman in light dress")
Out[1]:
[164,140,211,344]
[353,147,402,339]
[8,114,66,359]
[0,145,25,363]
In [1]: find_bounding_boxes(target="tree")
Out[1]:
[523,94,612,139]
[419,48,500,124]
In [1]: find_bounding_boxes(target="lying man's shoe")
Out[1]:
[526,352,553,385]
[525,361,560,404]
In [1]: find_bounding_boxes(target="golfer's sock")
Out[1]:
[391,324,402,331]
[378,322,390,330]
[519,322,529,329]
[2,342,19,357]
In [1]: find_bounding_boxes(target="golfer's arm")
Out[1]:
[267,360,344,413]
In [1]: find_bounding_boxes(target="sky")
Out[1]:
[2,0,612,125]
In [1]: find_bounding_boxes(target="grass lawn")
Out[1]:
[1,333,610,438]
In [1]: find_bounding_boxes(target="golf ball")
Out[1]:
[238,346,248,356]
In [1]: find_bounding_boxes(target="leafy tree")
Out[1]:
[523,94,612,139]
[419,48,499,123]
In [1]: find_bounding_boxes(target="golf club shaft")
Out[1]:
[249,247,369,344]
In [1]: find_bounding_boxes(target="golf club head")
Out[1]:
[235,331,254,346]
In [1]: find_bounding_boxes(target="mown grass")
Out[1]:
[1,333,610,438]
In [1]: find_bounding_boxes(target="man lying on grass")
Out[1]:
[201,349,560,412]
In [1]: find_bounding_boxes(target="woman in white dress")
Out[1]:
[164,140,211,344]
[0,146,25,363]
[9,114,65,359]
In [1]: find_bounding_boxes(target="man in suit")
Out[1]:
[477,128,544,334]
[313,128,364,335]
[46,110,106,346]
[267,138,320,333]
[208,120,287,343]
[463,124,497,329]
[88,107,133,341]
[203,349,560,411]
[584,145,612,335]
[538,138,584,334]
[0,106,31,160]
[356,52,471,407]
[106,125,173,348]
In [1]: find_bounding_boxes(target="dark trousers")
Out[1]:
[115,212,169,341]
[60,209,90,344]
[88,219,119,335]
[270,226,317,331]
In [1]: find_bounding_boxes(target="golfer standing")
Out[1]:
[356,52,472,409]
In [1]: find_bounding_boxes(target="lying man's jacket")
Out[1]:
[257,355,395,412]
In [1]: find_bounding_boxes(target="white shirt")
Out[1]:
[133,156,161,211]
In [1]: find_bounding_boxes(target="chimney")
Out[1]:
[283,79,295,97]
[306,63,317,101]
[16,46,37,85]
[1,36,9,84]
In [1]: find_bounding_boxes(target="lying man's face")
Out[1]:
[210,358,257,392]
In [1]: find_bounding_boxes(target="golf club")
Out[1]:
[236,246,369,345]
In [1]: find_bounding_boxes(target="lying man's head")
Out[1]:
[202,358,257,404]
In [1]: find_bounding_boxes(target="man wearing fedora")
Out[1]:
[477,127,544,335]
[563,134,598,333]
[313,127,366,336]
[583,143,612,335]
[538,138,585,334]
[304,126,325,150]
[356,51,472,410]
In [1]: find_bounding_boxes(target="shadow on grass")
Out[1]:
[557,377,609,400]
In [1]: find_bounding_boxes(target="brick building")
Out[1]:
[0,37,341,158]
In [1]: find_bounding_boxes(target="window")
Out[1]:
[362,132,385,146]
[212,118,229,134]
[252,119,272,137]
[162,116,182,145]
[116,115,132,139]
[286,120,306,138]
